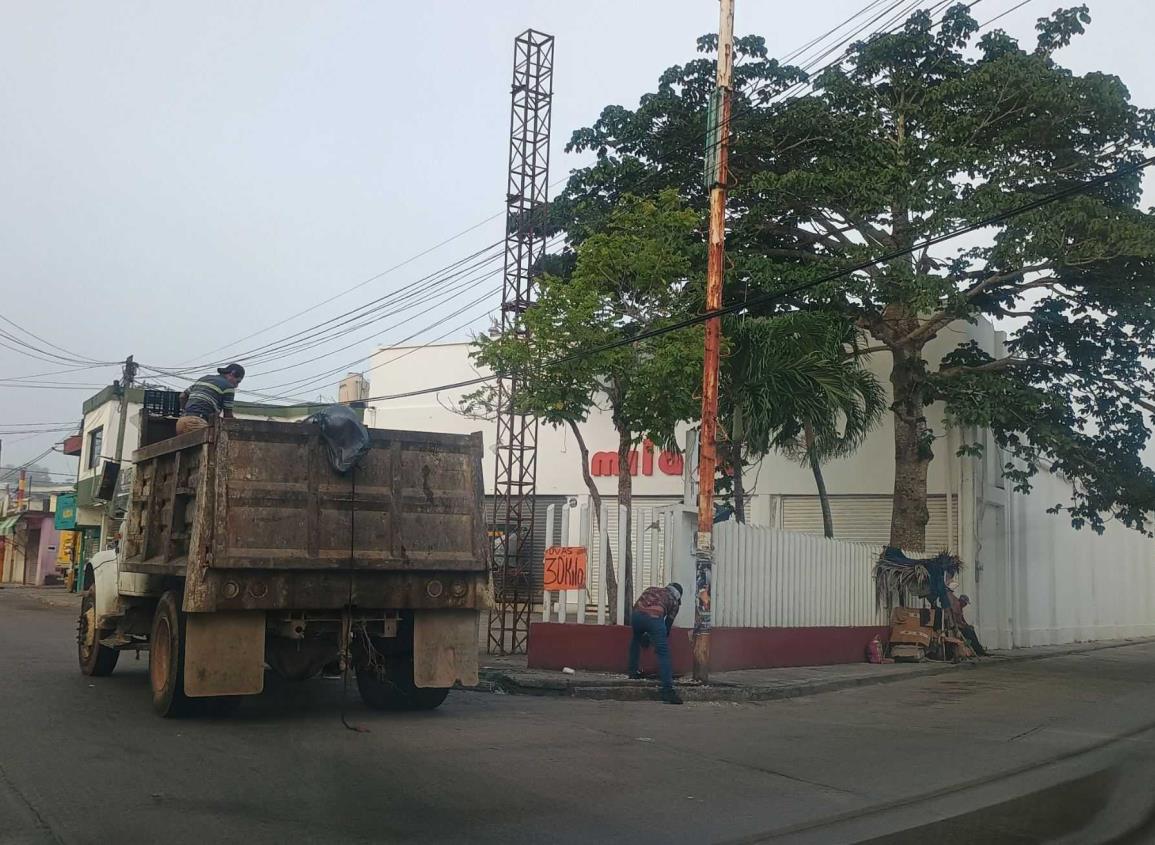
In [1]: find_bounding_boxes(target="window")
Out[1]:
[87,427,104,470]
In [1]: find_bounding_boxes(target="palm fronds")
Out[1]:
[873,547,963,610]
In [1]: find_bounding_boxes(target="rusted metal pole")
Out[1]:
[693,0,735,685]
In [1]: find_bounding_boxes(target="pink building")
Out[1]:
[0,511,61,585]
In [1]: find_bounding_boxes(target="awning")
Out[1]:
[0,515,21,535]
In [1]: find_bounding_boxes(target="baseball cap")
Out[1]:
[217,363,246,379]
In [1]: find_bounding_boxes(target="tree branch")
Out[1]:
[898,264,1056,347]
[830,206,894,250]
[936,357,1025,379]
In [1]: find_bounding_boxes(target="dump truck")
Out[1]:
[77,417,488,717]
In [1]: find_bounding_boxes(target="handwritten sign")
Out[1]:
[543,546,587,592]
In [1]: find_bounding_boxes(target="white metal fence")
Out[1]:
[713,522,884,627]
[541,502,673,624]
[541,503,887,629]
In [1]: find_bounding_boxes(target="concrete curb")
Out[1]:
[475,636,1155,703]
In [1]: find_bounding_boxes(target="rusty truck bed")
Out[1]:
[121,419,488,612]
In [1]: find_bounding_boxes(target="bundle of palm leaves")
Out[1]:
[873,547,963,611]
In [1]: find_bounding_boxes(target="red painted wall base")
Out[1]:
[527,622,889,675]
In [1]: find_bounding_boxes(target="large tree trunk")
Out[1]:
[566,420,613,615]
[889,345,932,550]
[616,430,634,624]
[803,425,833,538]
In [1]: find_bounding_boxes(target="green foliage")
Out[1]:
[468,191,703,446]
[552,4,1155,540]
[725,312,886,464]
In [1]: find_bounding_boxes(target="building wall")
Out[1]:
[0,514,57,585]
[962,458,1155,650]
[371,325,1155,650]
[366,322,992,512]
[33,519,60,585]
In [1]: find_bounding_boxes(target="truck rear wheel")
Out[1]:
[78,585,119,677]
[150,590,193,717]
[355,655,449,711]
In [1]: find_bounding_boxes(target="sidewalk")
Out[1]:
[476,636,1155,703]
[0,583,80,610]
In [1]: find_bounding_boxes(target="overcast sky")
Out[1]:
[1,0,1151,479]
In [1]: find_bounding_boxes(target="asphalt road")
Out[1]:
[3,589,1155,845]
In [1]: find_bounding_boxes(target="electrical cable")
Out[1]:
[312,154,1155,410]
[160,0,920,373]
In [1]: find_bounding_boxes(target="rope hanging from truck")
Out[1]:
[340,465,370,733]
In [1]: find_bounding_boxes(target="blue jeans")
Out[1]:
[628,611,673,690]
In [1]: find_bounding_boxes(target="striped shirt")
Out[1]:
[183,375,235,420]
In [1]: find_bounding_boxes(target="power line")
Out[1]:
[0,0,986,394]
[249,232,566,396]
[258,283,504,400]
[179,229,510,367]
[165,241,507,374]
[321,154,1155,410]
[0,447,58,482]
[0,421,80,429]
[165,1,965,412]
[977,0,1034,29]
[0,313,114,366]
[0,382,107,390]
[155,0,921,375]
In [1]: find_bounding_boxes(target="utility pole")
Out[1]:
[103,355,138,543]
[694,0,735,684]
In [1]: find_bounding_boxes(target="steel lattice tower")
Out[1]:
[488,29,554,655]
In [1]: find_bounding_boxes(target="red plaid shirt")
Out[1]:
[633,586,680,620]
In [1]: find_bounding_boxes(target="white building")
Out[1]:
[368,318,1155,651]
[366,323,990,547]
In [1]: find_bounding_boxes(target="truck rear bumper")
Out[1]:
[183,569,491,614]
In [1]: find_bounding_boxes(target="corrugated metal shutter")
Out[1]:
[780,494,958,551]
[585,496,681,608]
[484,495,565,595]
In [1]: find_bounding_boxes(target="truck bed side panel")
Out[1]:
[211,421,485,572]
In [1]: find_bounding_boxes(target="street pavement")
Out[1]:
[3,588,1155,844]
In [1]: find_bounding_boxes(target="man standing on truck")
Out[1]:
[627,582,684,705]
[176,363,245,435]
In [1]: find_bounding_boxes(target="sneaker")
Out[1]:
[661,689,684,705]
[628,672,644,680]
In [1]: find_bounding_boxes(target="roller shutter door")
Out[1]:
[780,494,958,551]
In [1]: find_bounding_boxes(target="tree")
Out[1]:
[554,5,1155,548]
[722,312,885,535]
[471,192,702,620]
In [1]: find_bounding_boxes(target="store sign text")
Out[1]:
[590,439,684,478]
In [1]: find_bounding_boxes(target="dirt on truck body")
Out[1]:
[77,417,489,717]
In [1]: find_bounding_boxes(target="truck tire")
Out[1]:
[150,590,193,717]
[77,585,119,677]
[355,656,450,711]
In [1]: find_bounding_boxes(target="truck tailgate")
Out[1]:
[211,421,486,572]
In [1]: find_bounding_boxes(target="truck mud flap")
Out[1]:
[413,610,479,688]
[184,611,266,697]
